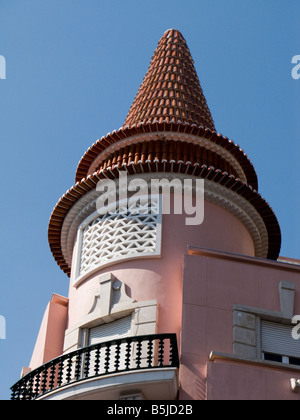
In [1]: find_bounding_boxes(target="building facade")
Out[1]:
[11,29,300,401]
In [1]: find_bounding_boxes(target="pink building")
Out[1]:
[11,29,300,401]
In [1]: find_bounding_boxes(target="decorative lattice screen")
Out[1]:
[78,197,161,277]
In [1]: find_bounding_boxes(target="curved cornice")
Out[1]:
[49,165,281,277]
[75,123,258,191]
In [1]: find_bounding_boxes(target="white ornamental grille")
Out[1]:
[79,197,161,277]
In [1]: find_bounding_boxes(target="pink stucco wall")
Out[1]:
[180,248,300,400]
[30,197,294,400]
[29,294,68,370]
[67,200,255,340]
[207,360,300,400]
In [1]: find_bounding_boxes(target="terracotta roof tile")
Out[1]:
[47,29,282,276]
[75,123,258,190]
[123,29,215,130]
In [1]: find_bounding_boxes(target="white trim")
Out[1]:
[37,368,179,401]
[61,173,269,280]
[63,294,158,354]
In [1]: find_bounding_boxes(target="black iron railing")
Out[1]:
[11,333,179,400]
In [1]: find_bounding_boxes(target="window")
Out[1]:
[261,321,300,366]
[87,316,133,374]
[119,393,144,400]
[88,315,132,346]
[263,353,300,366]
[74,196,162,285]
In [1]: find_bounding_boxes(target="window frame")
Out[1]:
[73,194,162,287]
[261,320,300,367]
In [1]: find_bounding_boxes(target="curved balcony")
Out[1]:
[11,334,179,401]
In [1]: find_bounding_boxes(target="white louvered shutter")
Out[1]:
[89,315,132,345]
[88,316,132,374]
[261,321,300,358]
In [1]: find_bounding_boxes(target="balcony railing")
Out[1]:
[11,333,179,400]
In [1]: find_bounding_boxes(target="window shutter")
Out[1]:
[261,321,300,358]
[89,315,132,346]
[88,316,132,374]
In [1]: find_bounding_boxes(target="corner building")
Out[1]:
[11,29,300,400]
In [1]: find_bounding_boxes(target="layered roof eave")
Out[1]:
[75,122,258,191]
[48,166,281,277]
[47,29,282,277]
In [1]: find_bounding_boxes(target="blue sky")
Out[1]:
[0,0,299,400]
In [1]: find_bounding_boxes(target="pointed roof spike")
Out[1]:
[123,29,215,131]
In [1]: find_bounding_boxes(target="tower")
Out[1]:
[12,30,300,401]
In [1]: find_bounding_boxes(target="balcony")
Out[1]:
[11,334,179,400]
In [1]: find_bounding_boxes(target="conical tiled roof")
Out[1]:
[48,29,282,276]
[123,29,215,130]
[75,29,258,189]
